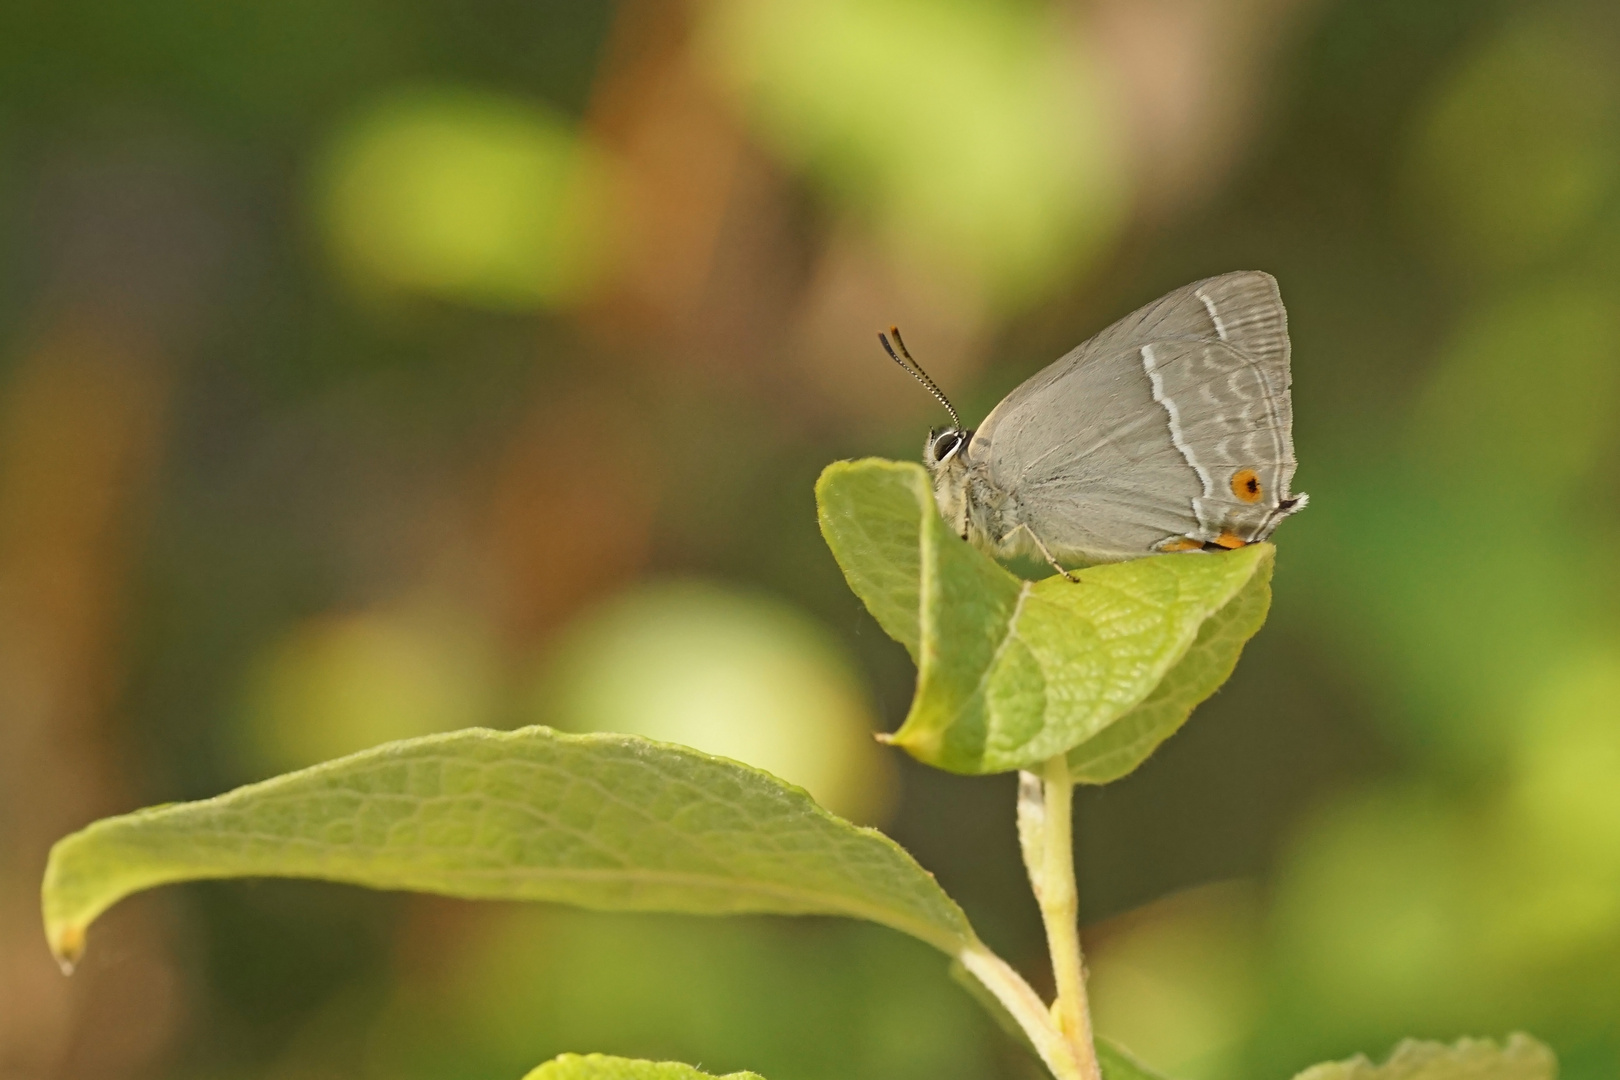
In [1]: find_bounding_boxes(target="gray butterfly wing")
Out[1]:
[965,271,1301,560]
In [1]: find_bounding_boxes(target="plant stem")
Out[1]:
[1027,755,1102,1080]
[957,944,1085,1080]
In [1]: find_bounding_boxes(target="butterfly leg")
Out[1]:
[1012,524,1079,583]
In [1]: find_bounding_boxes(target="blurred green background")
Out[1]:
[2,1,1619,1078]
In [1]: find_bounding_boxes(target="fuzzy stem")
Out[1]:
[1023,755,1101,1080]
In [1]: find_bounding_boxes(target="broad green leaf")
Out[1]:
[522,1054,764,1080]
[1066,554,1272,783]
[1097,1039,1173,1080]
[1292,1034,1556,1080]
[813,458,931,652]
[816,458,1274,775]
[42,727,976,968]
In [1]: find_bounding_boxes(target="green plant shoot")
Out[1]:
[816,458,1273,776]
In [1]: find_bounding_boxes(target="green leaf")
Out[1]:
[816,458,1274,775]
[42,727,976,968]
[1292,1034,1557,1080]
[1065,552,1273,783]
[521,1054,764,1080]
[1097,1039,1173,1080]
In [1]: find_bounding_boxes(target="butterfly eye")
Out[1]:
[932,432,964,461]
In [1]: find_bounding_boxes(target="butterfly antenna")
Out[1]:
[879,326,961,429]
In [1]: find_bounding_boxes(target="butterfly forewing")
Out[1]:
[965,271,1299,560]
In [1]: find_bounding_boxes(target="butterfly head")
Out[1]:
[924,427,970,468]
[923,426,975,541]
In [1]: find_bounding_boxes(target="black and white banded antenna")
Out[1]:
[879,326,961,429]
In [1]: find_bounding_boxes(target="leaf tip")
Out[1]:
[881,723,941,759]
[48,922,85,975]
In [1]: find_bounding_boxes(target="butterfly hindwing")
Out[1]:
[964,271,1301,560]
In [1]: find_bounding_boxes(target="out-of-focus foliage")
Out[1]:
[368,909,999,1080]
[1087,885,1262,1080]
[532,581,892,823]
[1409,283,1620,489]
[1096,1040,1173,1080]
[315,88,616,309]
[697,0,1126,307]
[1402,11,1620,276]
[240,601,501,772]
[816,459,1272,775]
[6,0,1620,1078]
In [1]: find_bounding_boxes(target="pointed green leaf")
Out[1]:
[1292,1034,1556,1080]
[817,458,1274,775]
[813,458,932,654]
[522,1054,764,1080]
[42,727,977,968]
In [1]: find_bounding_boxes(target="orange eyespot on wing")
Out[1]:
[1156,536,1205,553]
[1230,468,1263,504]
[1212,531,1248,549]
